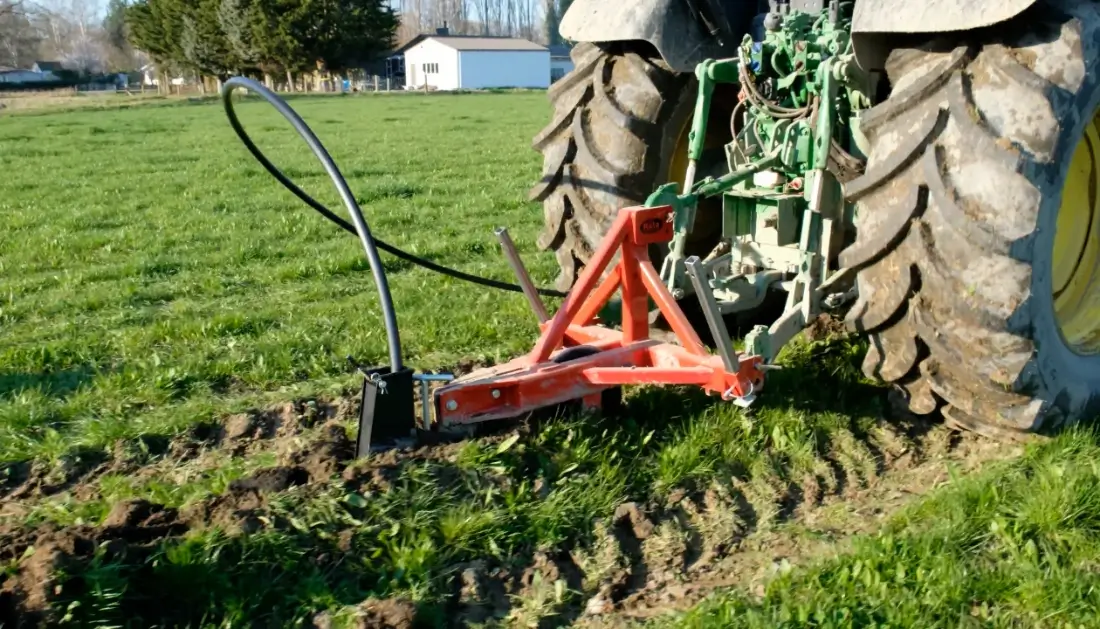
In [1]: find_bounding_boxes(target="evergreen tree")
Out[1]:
[125,0,398,86]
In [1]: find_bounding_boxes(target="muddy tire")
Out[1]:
[529,42,722,291]
[842,0,1100,439]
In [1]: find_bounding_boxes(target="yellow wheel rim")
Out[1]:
[665,91,730,189]
[667,120,692,189]
[1054,109,1100,355]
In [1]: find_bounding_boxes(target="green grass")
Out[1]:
[674,429,1100,628]
[52,331,891,627]
[0,91,560,464]
[7,92,1100,629]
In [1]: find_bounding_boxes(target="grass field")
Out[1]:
[1,90,558,464]
[2,91,1100,628]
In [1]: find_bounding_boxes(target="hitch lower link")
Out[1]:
[430,205,768,428]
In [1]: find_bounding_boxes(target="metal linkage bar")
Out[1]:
[495,227,550,323]
[685,256,738,373]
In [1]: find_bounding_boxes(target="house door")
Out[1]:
[408,64,417,88]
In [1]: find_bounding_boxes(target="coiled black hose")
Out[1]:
[221,76,405,371]
[220,79,567,300]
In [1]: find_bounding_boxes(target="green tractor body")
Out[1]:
[532,0,1100,438]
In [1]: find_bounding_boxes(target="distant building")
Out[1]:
[0,62,63,84]
[0,68,42,83]
[141,63,186,87]
[396,27,551,91]
[32,61,63,79]
[549,45,574,83]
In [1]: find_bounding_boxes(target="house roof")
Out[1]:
[34,61,63,71]
[395,35,547,54]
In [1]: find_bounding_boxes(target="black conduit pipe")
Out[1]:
[221,77,404,372]
[220,79,567,299]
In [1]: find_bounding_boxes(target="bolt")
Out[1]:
[446,400,458,411]
[491,389,501,399]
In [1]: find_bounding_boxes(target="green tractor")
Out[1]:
[530,0,1100,439]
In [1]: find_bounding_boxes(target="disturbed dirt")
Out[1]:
[0,342,1023,628]
[579,419,1014,625]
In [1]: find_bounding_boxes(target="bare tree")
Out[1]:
[395,0,543,42]
[31,0,108,73]
[0,0,41,67]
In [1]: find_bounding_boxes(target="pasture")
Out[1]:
[2,91,1100,628]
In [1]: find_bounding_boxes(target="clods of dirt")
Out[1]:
[343,458,399,493]
[101,499,186,542]
[0,461,32,498]
[519,552,584,594]
[224,413,259,442]
[0,500,186,627]
[803,313,850,342]
[451,560,509,625]
[351,597,421,629]
[451,357,496,377]
[613,502,655,540]
[0,533,74,627]
[229,466,310,493]
[1,447,110,502]
[185,465,311,533]
[291,421,355,481]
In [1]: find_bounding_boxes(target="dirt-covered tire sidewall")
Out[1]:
[530,42,724,291]
[844,0,1100,437]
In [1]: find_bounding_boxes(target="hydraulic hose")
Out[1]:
[222,76,404,372]
[221,80,567,299]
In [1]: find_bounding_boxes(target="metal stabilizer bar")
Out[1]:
[495,227,550,323]
[685,256,738,373]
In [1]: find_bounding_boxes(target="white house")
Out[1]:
[141,63,186,87]
[398,32,550,91]
[549,45,574,83]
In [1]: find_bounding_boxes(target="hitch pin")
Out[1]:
[412,373,454,430]
[495,227,549,324]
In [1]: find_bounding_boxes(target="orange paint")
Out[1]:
[433,205,766,427]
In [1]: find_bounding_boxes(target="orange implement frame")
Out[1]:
[433,205,765,426]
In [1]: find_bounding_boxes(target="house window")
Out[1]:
[423,63,439,74]
[551,68,565,82]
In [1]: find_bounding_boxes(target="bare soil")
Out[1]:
[0,365,1022,628]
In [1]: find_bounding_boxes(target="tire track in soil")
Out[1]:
[0,371,1022,629]
[574,418,1018,627]
[425,410,1020,629]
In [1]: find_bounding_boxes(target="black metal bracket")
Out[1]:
[355,365,416,457]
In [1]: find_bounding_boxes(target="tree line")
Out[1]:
[1,0,138,74]
[393,0,572,47]
[1,0,576,92]
[124,0,399,90]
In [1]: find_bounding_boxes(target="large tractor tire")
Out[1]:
[842,0,1100,439]
[530,42,730,291]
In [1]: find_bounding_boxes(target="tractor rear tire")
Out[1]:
[842,0,1100,439]
[530,42,722,291]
